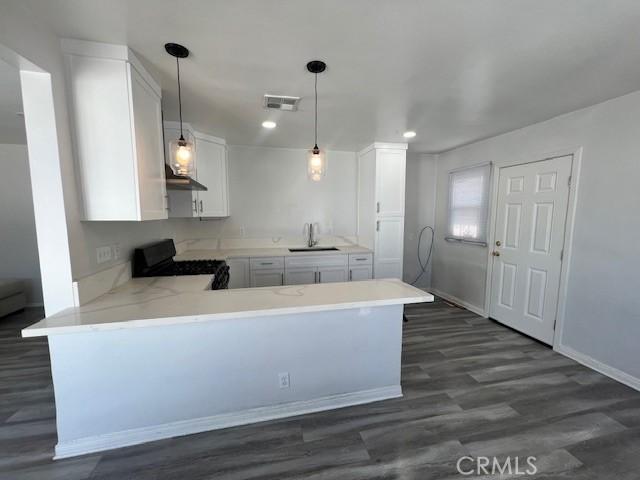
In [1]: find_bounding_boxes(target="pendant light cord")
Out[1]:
[314,72,318,148]
[176,57,184,139]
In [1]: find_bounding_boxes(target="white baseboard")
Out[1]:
[54,385,402,459]
[428,288,487,317]
[555,344,640,392]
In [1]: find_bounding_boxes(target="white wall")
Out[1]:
[432,89,640,384]
[0,144,42,304]
[185,145,358,242]
[0,5,201,287]
[403,153,437,287]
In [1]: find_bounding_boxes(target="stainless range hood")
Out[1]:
[164,164,208,191]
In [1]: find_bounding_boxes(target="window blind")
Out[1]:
[446,163,491,245]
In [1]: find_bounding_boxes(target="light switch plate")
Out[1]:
[96,246,112,264]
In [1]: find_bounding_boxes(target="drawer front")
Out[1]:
[285,254,347,269]
[349,253,373,266]
[250,256,285,270]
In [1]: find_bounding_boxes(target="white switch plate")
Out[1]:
[96,246,112,264]
[278,372,290,389]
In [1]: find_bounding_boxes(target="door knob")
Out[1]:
[492,251,500,257]
[495,240,501,246]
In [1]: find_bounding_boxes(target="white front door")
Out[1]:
[489,155,572,345]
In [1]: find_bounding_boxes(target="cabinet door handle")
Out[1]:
[261,262,273,265]
[355,257,367,261]
[349,269,352,281]
[165,195,170,211]
[376,202,380,213]
[318,271,322,283]
[281,272,284,285]
[192,199,198,213]
[376,220,380,232]
[199,200,203,213]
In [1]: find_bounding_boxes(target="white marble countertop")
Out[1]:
[23,278,433,337]
[174,244,372,261]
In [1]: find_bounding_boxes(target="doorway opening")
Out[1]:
[0,43,74,316]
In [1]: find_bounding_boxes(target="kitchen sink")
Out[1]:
[288,247,340,252]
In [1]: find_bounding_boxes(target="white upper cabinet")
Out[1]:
[376,149,407,217]
[164,122,230,218]
[194,133,229,217]
[63,39,167,221]
[357,142,408,280]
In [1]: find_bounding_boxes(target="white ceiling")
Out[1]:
[0,58,25,144]
[14,0,640,152]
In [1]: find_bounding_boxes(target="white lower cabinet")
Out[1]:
[228,253,373,289]
[250,269,284,288]
[227,257,249,289]
[349,265,373,281]
[245,257,285,288]
[284,255,348,286]
[375,217,405,279]
[318,266,348,283]
[285,268,317,285]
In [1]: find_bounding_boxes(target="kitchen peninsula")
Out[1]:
[23,277,433,458]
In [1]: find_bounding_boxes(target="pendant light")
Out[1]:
[306,60,327,182]
[165,43,194,176]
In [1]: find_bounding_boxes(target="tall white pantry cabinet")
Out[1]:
[63,39,168,221]
[357,142,408,279]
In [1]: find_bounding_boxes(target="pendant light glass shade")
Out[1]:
[165,43,195,177]
[170,136,195,176]
[306,60,327,182]
[307,146,326,182]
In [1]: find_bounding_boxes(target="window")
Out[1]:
[446,163,491,245]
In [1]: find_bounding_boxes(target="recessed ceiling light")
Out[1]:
[403,131,416,139]
[262,121,277,129]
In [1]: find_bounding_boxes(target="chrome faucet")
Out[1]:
[307,222,318,248]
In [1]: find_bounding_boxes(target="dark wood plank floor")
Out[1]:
[1,299,640,479]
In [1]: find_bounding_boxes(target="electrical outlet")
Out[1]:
[112,243,121,260]
[278,372,290,389]
[96,246,112,264]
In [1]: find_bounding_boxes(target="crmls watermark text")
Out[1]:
[456,456,538,476]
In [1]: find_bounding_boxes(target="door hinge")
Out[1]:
[568,175,572,188]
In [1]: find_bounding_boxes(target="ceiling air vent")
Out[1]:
[263,94,300,111]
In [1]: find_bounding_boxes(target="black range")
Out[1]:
[132,239,229,290]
